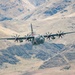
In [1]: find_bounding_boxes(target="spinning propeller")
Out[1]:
[12,34,20,42]
[57,31,64,38]
[25,34,31,41]
[46,32,52,40]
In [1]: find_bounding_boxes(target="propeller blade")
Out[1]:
[57,31,64,38]
[45,32,52,40]
[12,34,20,42]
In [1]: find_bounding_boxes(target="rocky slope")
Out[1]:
[26,0,75,20]
[0,0,35,21]
[40,44,75,69]
[0,0,75,75]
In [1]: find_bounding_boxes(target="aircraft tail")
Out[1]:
[31,24,34,36]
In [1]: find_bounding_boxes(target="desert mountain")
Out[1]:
[0,0,75,75]
[0,0,35,21]
[28,0,47,6]
[25,0,75,20]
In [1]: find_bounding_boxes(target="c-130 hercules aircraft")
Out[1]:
[0,24,75,45]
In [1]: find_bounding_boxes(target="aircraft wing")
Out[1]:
[44,31,75,39]
[0,36,34,42]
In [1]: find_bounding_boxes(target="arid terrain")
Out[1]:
[0,0,75,75]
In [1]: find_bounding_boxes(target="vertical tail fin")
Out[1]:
[31,23,34,36]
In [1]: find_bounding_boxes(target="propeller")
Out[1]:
[46,32,52,40]
[57,31,64,38]
[13,34,20,42]
[25,34,30,41]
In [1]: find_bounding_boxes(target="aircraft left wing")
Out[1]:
[44,31,75,39]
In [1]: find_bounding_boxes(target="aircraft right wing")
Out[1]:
[0,36,34,42]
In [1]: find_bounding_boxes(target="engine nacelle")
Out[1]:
[51,36,55,39]
[19,39,23,42]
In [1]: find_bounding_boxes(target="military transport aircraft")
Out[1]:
[0,24,75,45]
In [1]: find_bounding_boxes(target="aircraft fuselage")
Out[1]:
[32,35,45,45]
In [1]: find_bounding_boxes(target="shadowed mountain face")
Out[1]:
[28,0,47,6]
[0,42,75,69]
[26,0,75,20]
[0,0,75,21]
[0,0,35,21]
[22,44,75,75]
[0,42,64,66]
[39,44,75,69]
